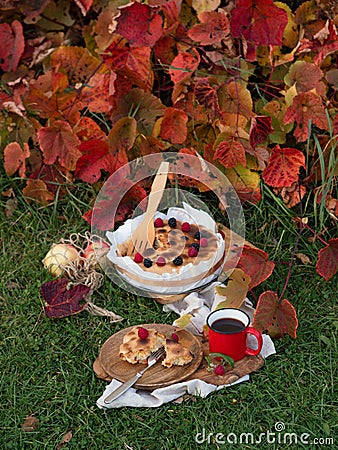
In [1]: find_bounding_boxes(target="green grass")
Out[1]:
[0,180,337,450]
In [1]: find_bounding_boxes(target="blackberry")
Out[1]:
[191,243,200,251]
[143,258,153,268]
[194,231,201,240]
[173,256,183,266]
[168,217,177,228]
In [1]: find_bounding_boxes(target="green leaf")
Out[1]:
[209,352,235,368]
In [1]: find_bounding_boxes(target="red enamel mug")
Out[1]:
[206,308,263,361]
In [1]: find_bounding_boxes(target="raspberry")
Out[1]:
[188,247,199,257]
[173,256,183,266]
[143,258,153,268]
[168,217,177,228]
[193,231,201,240]
[154,217,164,227]
[156,256,166,267]
[138,327,149,340]
[134,252,143,263]
[181,222,191,232]
[191,243,200,251]
[214,364,225,376]
[200,237,208,247]
[171,333,179,342]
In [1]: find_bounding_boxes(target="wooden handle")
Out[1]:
[146,162,169,214]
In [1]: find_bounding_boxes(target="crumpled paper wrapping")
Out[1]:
[105,203,225,295]
[96,284,276,409]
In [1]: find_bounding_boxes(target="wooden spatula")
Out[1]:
[127,161,169,256]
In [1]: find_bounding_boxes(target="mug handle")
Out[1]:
[245,327,263,357]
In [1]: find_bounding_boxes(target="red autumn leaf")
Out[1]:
[38,121,82,171]
[78,72,113,114]
[74,0,92,16]
[75,139,126,184]
[187,11,230,46]
[89,177,147,231]
[22,179,54,205]
[115,2,163,47]
[0,20,25,72]
[160,107,188,144]
[283,91,328,142]
[316,238,338,282]
[29,163,72,197]
[85,200,134,230]
[262,145,305,188]
[236,245,275,289]
[194,78,222,121]
[297,20,338,66]
[249,116,273,148]
[230,0,288,46]
[214,138,247,169]
[103,36,153,91]
[4,142,30,178]
[41,278,90,318]
[74,117,107,142]
[252,291,298,339]
[169,49,200,84]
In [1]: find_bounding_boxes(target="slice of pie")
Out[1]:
[161,338,193,368]
[119,327,166,365]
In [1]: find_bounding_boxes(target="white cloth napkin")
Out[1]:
[96,284,276,409]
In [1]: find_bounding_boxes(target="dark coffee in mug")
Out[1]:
[211,318,246,333]
[206,308,263,361]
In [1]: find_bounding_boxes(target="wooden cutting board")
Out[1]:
[94,328,264,389]
[98,324,204,390]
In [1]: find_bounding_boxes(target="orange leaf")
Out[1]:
[316,238,338,282]
[38,121,81,171]
[283,91,328,142]
[278,182,307,208]
[188,11,230,45]
[262,145,305,188]
[108,117,137,152]
[0,20,25,72]
[252,291,298,339]
[22,179,54,205]
[25,71,78,122]
[214,137,246,169]
[160,107,188,144]
[115,2,163,47]
[236,245,275,289]
[218,81,253,120]
[50,46,106,85]
[169,49,200,84]
[4,142,30,178]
